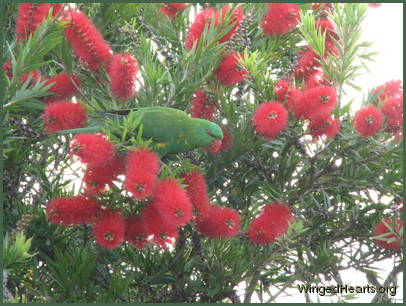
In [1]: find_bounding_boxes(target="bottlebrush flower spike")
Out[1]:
[219,126,233,151]
[215,52,248,86]
[374,80,403,101]
[274,79,292,101]
[196,205,241,238]
[312,3,333,11]
[304,70,330,89]
[42,101,87,133]
[125,215,149,249]
[190,89,216,121]
[247,203,294,245]
[180,170,210,219]
[261,3,300,36]
[315,19,339,56]
[185,6,244,50]
[83,154,124,195]
[294,86,337,121]
[43,73,80,104]
[161,3,187,19]
[381,97,403,120]
[294,46,320,78]
[70,133,116,167]
[285,88,301,112]
[93,209,125,249]
[372,217,403,251]
[46,195,100,226]
[141,202,179,248]
[15,3,53,40]
[252,101,289,140]
[108,53,139,101]
[124,148,160,201]
[63,10,113,71]
[308,116,340,140]
[353,106,384,137]
[154,178,192,227]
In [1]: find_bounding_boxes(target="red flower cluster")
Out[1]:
[252,101,289,141]
[47,195,100,226]
[190,89,216,121]
[215,52,248,86]
[247,203,294,245]
[43,73,81,104]
[83,154,124,195]
[108,53,139,100]
[15,3,62,40]
[154,178,192,227]
[374,80,403,101]
[185,5,244,50]
[353,105,384,137]
[312,3,333,11]
[70,133,116,167]
[93,209,125,249]
[308,116,340,140]
[42,101,87,133]
[372,217,403,251]
[274,79,292,101]
[63,10,113,71]
[125,215,149,249]
[315,19,339,56]
[261,3,300,36]
[161,3,187,19]
[294,86,337,121]
[124,148,160,200]
[180,169,210,218]
[295,47,320,79]
[196,205,241,238]
[304,70,330,89]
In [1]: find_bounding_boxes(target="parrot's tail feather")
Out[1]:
[56,126,101,134]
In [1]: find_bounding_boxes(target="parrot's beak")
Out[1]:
[210,139,223,152]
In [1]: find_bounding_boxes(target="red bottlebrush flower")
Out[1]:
[274,79,292,101]
[374,80,403,101]
[70,133,116,167]
[312,3,333,11]
[285,88,301,112]
[124,148,160,201]
[190,89,216,121]
[295,46,320,78]
[261,3,300,36]
[373,217,403,251]
[108,53,139,101]
[43,73,80,104]
[63,10,113,71]
[315,19,339,56]
[294,86,337,121]
[50,3,64,16]
[196,205,241,238]
[201,139,223,153]
[42,101,87,133]
[20,70,43,87]
[161,3,187,19]
[141,202,179,248]
[15,3,53,40]
[368,3,382,8]
[381,97,403,120]
[125,215,149,249]
[386,117,403,133]
[185,6,244,50]
[180,170,210,219]
[46,195,100,226]
[2,61,12,78]
[219,126,233,151]
[247,202,294,245]
[215,52,247,86]
[304,70,330,89]
[154,178,192,227]
[252,101,288,140]
[83,154,124,194]
[93,209,125,249]
[308,116,340,140]
[353,106,384,137]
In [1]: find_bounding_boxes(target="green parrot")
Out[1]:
[58,106,223,156]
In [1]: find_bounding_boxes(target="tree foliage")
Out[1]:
[2,2,403,303]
